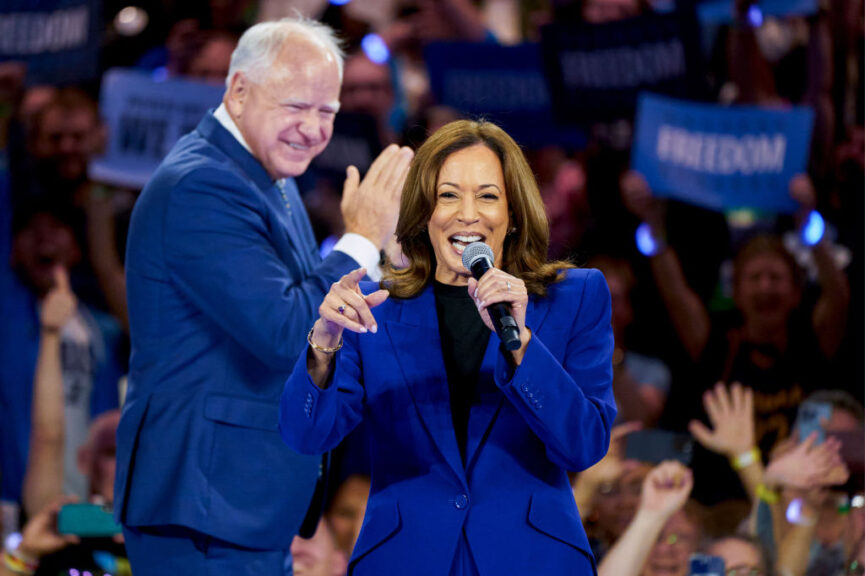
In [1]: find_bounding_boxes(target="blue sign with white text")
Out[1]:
[632,94,814,212]
[89,68,224,188]
[0,0,101,85]
[425,42,585,149]
[540,6,706,125]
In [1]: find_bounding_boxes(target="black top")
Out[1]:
[433,281,491,465]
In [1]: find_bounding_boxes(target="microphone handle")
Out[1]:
[487,302,522,351]
[469,258,522,351]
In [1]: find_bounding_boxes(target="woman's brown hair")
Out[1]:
[383,119,574,299]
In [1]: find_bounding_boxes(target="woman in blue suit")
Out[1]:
[280,120,615,575]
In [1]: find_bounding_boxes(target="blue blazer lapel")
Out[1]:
[464,339,505,472]
[382,286,466,486]
[197,112,318,272]
[464,295,553,471]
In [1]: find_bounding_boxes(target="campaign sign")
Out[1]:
[424,42,585,149]
[697,0,819,24]
[540,7,705,125]
[632,94,814,212]
[89,68,223,188]
[0,0,101,85]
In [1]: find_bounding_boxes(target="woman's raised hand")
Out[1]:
[311,268,390,350]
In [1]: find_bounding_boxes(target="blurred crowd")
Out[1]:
[0,0,862,575]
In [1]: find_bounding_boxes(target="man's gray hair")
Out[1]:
[226,17,344,88]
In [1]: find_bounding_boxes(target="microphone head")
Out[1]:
[462,242,494,271]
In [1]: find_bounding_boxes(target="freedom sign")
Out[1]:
[424,42,585,149]
[540,6,705,125]
[89,68,223,188]
[0,0,101,85]
[632,94,814,213]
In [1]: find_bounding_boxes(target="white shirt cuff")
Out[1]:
[333,234,382,281]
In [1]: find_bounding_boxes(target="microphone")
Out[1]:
[461,242,522,351]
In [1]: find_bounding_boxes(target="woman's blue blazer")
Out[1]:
[280,268,616,575]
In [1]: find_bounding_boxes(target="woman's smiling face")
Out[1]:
[429,144,510,286]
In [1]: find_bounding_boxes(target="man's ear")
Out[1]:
[225,72,248,118]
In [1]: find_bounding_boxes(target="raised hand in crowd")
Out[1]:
[765,433,849,491]
[83,183,128,331]
[619,170,709,362]
[23,266,77,518]
[773,448,851,576]
[638,460,695,520]
[788,173,851,359]
[760,431,849,576]
[39,266,77,332]
[598,460,693,576]
[1,497,80,576]
[620,170,664,232]
[688,381,785,508]
[689,381,754,460]
[340,144,414,251]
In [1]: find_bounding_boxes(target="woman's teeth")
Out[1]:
[450,235,482,253]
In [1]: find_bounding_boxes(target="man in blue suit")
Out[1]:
[116,17,413,575]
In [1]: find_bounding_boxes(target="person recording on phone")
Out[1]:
[279,119,616,575]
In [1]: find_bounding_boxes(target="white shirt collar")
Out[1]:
[214,103,252,154]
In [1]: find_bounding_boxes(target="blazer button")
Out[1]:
[454,494,469,510]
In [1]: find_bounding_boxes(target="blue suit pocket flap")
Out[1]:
[350,500,401,565]
[115,396,152,523]
[527,492,592,554]
[204,394,279,432]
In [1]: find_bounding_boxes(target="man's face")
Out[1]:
[227,41,341,180]
[32,107,100,182]
[643,511,699,576]
[341,55,393,121]
[734,255,799,331]
[594,463,650,539]
[11,213,80,296]
[187,37,236,84]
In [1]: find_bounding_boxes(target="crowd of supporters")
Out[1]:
[0,0,862,575]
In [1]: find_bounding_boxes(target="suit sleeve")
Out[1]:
[279,330,365,455]
[162,168,358,370]
[494,269,616,471]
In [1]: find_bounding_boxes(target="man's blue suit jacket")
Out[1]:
[280,269,616,575]
[116,112,360,550]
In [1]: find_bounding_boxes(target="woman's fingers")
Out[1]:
[319,293,367,334]
[331,283,378,332]
[364,289,390,309]
[316,268,379,335]
[474,269,527,308]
